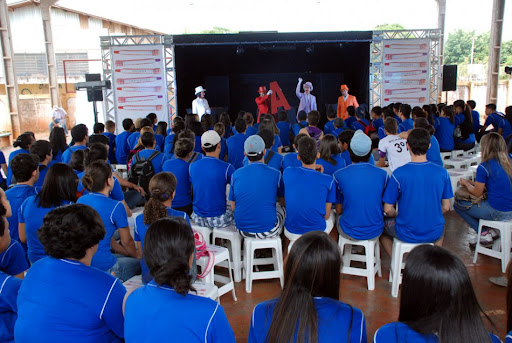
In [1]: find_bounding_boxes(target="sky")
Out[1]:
[55,0,512,40]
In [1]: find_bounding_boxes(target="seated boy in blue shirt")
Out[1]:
[338,130,376,167]
[398,104,414,132]
[331,118,346,138]
[190,130,235,228]
[227,118,249,169]
[103,120,117,164]
[344,106,357,129]
[334,131,388,241]
[283,137,336,248]
[229,135,285,239]
[0,202,28,279]
[351,107,370,132]
[29,140,53,193]
[371,106,384,133]
[276,110,292,151]
[61,124,88,164]
[282,133,308,170]
[115,118,134,165]
[292,110,308,136]
[380,128,453,257]
[323,107,337,135]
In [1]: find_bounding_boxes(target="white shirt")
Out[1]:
[192,97,211,119]
[378,134,411,171]
[52,107,67,121]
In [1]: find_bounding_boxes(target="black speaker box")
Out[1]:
[442,65,457,91]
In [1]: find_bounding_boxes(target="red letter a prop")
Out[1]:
[269,81,291,114]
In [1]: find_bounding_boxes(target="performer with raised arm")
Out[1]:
[255,85,272,123]
[191,86,211,120]
[337,84,359,120]
[296,77,317,114]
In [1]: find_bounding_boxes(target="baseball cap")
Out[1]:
[244,135,265,156]
[201,130,221,148]
[350,130,371,156]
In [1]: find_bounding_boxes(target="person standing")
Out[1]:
[255,86,272,123]
[296,78,317,114]
[191,86,211,120]
[337,84,359,120]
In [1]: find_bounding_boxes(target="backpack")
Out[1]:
[128,150,160,195]
[357,120,377,136]
[194,231,214,279]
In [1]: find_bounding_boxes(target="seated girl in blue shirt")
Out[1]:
[316,134,345,176]
[249,231,366,343]
[435,105,455,152]
[374,245,500,343]
[124,217,235,343]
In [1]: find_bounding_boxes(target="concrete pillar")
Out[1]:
[486,0,505,105]
[0,0,21,137]
[40,0,59,107]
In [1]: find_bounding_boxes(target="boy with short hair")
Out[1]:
[377,117,411,171]
[128,118,152,149]
[481,103,511,138]
[282,133,308,170]
[398,104,414,132]
[292,110,308,136]
[103,120,117,164]
[299,110,323,144]
[371,106,384,132]
[331,118,346,138]
[283,137,336,247]
[334,130,387,241]
[256,129,283,171]
[115,118,134,165]
[323,108,337,135]
[227,118,249,169]
[381,128,453,256]
[337,130,376,167]
[276,111,292,151]
[146,112,158,132]
[244,112,258,136]
[392,103,403,123]
[229,135,285,238]
[189,131,235,228]
[29,140,53,192]
[351,107,370,132]
[344,106,357,128]
[62,124,88,164]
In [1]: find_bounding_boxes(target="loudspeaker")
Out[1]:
[442,65,457,91]
[85,73,103,102]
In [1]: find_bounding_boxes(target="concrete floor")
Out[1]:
[219,211,507,342]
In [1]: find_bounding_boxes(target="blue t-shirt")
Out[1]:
[115,131,132,164]
[454,113,476,144]
[155,134,164,152]
[270,135,282,152]
[506,331,512,343]
[134,208,190,282]
[374,322,501,343]
[6,149,30,186]
[324,119,335,134]
[33,161,56,193]
[19,196,73,264]
[394,114,402,124]
[243,151,283,171]
[282,152,301,170]
[229,163,281,232]
[5,184,36,245]
[0,151,5,184]
[77,172,124,202]
[283,167,337,234]
[130,149,166,175]
[162,158,193,207]
[399,118,414,132]
[503,120,512,139]
[345,116,357,128]
[0,241,28,276]
[476,159,512,212]
[15,257,125,343]
[246,126,258,136]
[382,162,453,243]
[472,110,481,133]
[351,118,369,131]
[127,132,140,150]
[373,117,384,132]
[434,117,455,151]
[0,272,21,343]
[249,297,366,343]
[339,151,376,167]
[164,133,175,159]
[292,121,308,136]
[334,163,387,240]
[52,150,63,163]
[189,157,234,217]
[61,145,87,165]
[219,137,227,161]
[227,133,249,169]
[77,193,128,271]
[484,112,506,133]
[194,136,202,153]
[277,121,292,147]
[317,155,346,176]
[125,280,235,343]
[103,132,117,163]
[332,127,345,138]
[427,136,443,166]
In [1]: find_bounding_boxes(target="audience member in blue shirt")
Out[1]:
[316,134,345,176]
[467,100,481,134]
[351,110,370,132]
[292,110,308,136]
[453,100,476,151]
[276,111,292,149]
[115,118,134,164]
[374,245,501,343]
[49,126,67,163]
[245,129,283,171]
[134,172,191,283]
[6,132,34,186]
[344,106,357,129]
[229,135,284,239]
[190,130,235,228]
[337,130,375,166]
[128,117,152,149]
[283,137,336,243]
[371,106,384,133]
[334,130,387,241]
[392,103,403,123]
[455,133,512,245]
[130,132,166,175]
[77,161,139,281]
[212,122,228,161]
[62,124,88,164]
[125,216,235,343]
[162,138,196,215]
[282,133,308,170]
[19,163,77,264]
[164,117,185,159]
[434,106,455,151]
[505,106,512,141]
[323,109,337,135]
[481,103,510,138]
[249,231,366,343]
[0,270,21,343]
[0,151,6,189]
[15,204,126,343]
[0,203,28,279]
[227,118,249,169]
[398,104,414,132]
[331,117,347,138]
[244,112,258,136]
[400,118,444,167]
[381,129,452,257]
[5,154,38,248]
[29,140,54,192]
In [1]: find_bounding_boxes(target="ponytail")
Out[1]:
[143,172,177,225]
[82,160,111,192]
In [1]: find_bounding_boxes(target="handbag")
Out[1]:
[455,185,487,205]
[194,231,214,279]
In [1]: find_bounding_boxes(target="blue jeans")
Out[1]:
[107,254,141,282]
[49,121,68,135]
[454,200,512,232]
[124,190,146,209]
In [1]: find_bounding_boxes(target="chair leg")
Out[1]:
[366,243,375,291]
[375,241,382,277]
[391,242,401,298]
[473,221,484,264]
[245,242,252,293]
[501,229,511,273]
[277,244,284,289]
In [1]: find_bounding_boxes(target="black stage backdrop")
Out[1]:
[173,31,372,125]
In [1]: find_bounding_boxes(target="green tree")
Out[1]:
[199,27,235,34]
[444,29,490,65]
[501,40,512,66]
[374,23,406,30]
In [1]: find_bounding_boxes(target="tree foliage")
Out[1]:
[373,23,406,31]
[199,27,235,34]
[444,29,491,65]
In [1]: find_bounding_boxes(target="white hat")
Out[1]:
[201,130,221,148]
[195,86,206,95]
[350,130,371,156]
[303,82,313,92]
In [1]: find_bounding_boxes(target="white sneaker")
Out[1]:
[488,228,500,239]
[469,231,493,246]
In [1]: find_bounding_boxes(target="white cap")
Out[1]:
[195,86,206,95]
[201,130,221,148]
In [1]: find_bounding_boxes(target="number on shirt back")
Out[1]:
[394,142,407,153]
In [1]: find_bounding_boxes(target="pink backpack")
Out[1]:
[194,231,214,279]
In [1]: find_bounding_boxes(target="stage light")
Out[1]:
[236,46,245,55]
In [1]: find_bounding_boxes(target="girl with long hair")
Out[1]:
[219,112,233,139]
[453,99,476,151]
[434,105,455,152]
[455,132,512,246]
[164,116,185,159]
[249,231,366,343]
[374,245,500,343]
[49,127,67,162]
[124,217,235,342]
[259,116,283,153]
[316,134,344,175]
[134,172,192,283]
[6,132,35,186]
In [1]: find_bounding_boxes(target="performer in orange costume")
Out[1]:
[337,84,359,120]
[255,86,273,123]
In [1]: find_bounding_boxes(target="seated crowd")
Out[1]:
[0,101,511,342]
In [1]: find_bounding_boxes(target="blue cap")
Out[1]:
[244,135,265,156]
[350,130,371,156]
